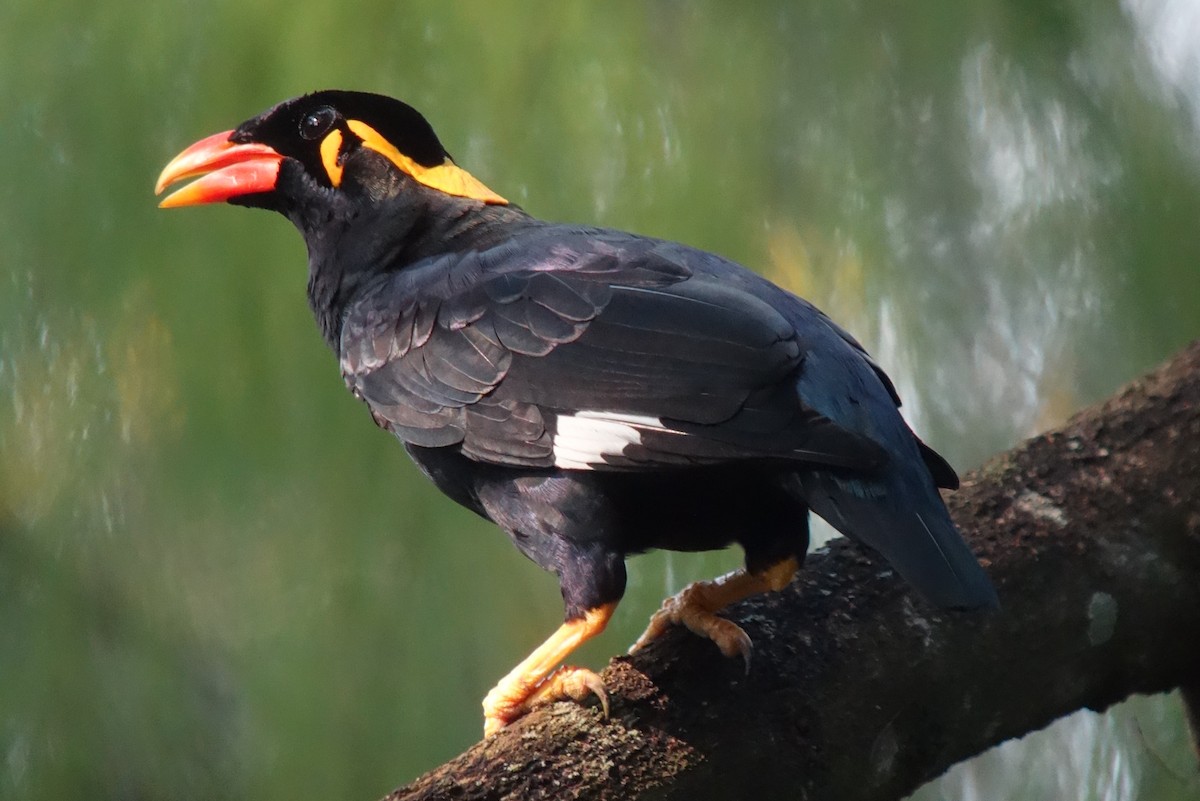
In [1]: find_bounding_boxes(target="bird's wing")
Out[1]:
[340,236,888,472]
[798,302,959,489]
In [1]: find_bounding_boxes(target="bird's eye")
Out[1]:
[299,106,337,141]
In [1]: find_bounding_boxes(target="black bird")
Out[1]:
[156,90,997,737]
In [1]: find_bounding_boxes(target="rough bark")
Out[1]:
[383,341,1200,801]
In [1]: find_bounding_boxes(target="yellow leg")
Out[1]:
[482,602,616,737]
[629,556,799,668]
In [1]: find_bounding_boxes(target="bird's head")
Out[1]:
[155,90,507,213]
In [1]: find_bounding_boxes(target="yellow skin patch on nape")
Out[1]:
[346,119,508,205]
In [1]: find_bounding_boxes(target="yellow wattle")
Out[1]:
[346,119,507,205]
[320,129,345,187]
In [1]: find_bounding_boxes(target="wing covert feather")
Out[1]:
[341,239,887,472]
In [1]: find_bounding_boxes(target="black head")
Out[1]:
[156,90,506,209]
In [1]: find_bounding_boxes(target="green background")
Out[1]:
[2,2,1197,799]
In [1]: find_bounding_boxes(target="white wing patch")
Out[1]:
[553,411,674,469]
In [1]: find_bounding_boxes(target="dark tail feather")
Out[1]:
[798,470,998,610]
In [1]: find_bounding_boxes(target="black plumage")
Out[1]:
[157,90,997,735]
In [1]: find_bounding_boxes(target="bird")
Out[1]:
[156,89,998,738]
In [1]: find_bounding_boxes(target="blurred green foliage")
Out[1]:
[2,1,1198,799]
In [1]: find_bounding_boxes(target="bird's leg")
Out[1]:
[481,601,616,737]
[629,555,799,669]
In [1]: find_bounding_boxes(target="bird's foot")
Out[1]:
[629,579,754,671]
[481,603,616,738]
[628,558,800,670]
[483,665,608,737]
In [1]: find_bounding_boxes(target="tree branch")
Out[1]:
[384,341,1200,801]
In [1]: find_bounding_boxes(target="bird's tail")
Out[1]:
[796,468,998,610]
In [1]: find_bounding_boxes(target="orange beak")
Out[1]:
[155,130,284,208]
